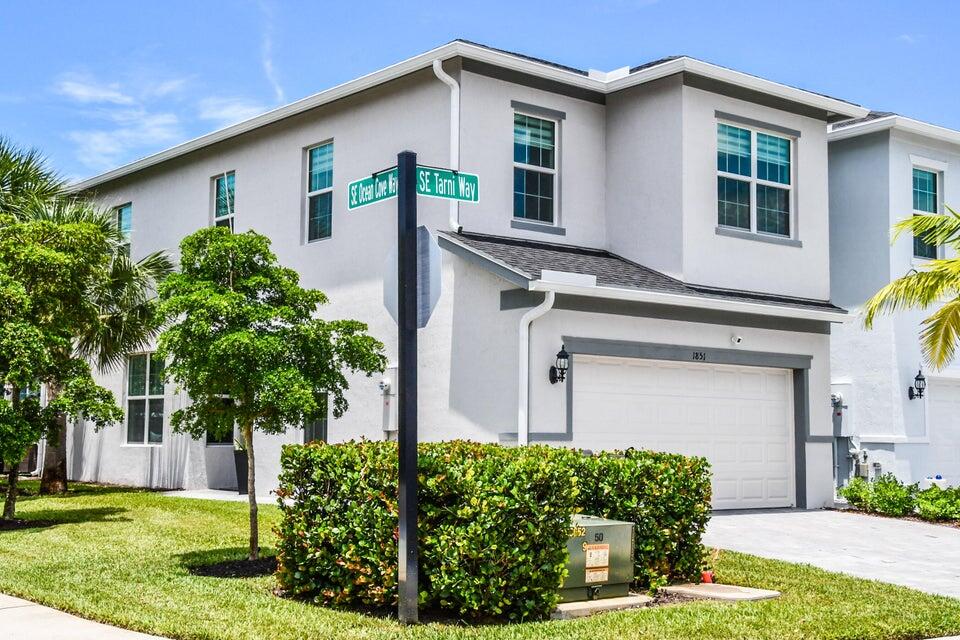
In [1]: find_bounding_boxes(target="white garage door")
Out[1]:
[571,355,795,509]
[924,379,960,486]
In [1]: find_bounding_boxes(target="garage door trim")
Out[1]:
[530,336,813,508]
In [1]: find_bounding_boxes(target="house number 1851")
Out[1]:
[692,351,706,361]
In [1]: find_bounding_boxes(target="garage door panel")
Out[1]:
[924,379,960,486]
[572,356,795,509]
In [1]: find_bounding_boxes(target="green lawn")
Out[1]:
[1,480,959,640]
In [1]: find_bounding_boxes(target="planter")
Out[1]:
[234,450,248,495]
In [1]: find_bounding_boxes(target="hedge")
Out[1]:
[275,440,711,620]
[840,474,960,522]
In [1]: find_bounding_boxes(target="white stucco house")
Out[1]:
[59,40,869,510]
[829,112,960,487]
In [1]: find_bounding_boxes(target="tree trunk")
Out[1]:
[2,467,17,521]
[40,382,68,495]
[3,383,22,521]
[242,423,258,561]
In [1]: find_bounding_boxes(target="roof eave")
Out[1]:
[69,43,866,192]
[528,280,850,323]
[829,115,960,146]
[607,57,869,120]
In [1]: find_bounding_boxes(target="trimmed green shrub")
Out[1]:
[917,485,960,521]
[839,474,918,517]
[275,441,711,620]
[275,441,580,620]
[573,450,711,587]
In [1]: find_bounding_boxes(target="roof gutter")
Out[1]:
[829,115,960,146]
[527,279,850,323]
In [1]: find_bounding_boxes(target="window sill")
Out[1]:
[715,226,802,248]
[511,219,566,236]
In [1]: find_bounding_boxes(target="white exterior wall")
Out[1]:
[459,70,607,246]
[682,85,832,300]
[604,75,684,277]
[829,127,960,485]
[64,60,841,506]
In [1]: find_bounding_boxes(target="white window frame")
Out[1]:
[124,352,164,447]
[911,161,944,262]
[716,120,796,239]
[512,110,560,227]
[114,202,132,254]
[212,171,236,231]
[304,140,334,244]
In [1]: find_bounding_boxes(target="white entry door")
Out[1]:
[924,378,960,486]
[571,355,795,509]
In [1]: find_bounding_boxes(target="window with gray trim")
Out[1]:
[717,122,793,238]
[306,142,333,242]
[513,113,557,224]
[126,353,164,445]
[913,167,939,259]
[304,393,328,443]
[213,171,235,231]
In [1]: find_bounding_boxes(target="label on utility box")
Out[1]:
[584,544,610,569]
[585,568,609,583]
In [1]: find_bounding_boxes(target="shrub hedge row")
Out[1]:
[839,474,960,521]
[275,440,711,620]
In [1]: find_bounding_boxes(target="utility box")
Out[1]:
[560,514,635,603]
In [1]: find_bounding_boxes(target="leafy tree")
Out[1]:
[158,228,386,560]
[0,137,65,213]
[10,197,173,494]
[0,212,122,519]
[864,208,960,368]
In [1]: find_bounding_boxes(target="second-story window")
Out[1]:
[306,142,333,242]
[913,167,939,260]
[126,353,164,445]
[115,202,132,254]
[717,122,793,238]
[513,113,557,224]
[214,172,236,231]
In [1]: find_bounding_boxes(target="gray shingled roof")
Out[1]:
[443,231,844,314]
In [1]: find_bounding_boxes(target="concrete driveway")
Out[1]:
[704,509,960,599]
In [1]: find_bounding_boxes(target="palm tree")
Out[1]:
[864,208,960,368]
[12,196,173,493]
[0,137,65,212]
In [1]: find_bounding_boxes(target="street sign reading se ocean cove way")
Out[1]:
[348,166,479,210]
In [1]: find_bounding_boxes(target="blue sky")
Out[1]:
[2,0,957,182]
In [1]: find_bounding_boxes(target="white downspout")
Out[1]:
[432,59,461,232]
[517,291,555,446]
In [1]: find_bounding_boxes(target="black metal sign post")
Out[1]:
[396,150,419,625]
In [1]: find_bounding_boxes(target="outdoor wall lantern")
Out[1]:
[908,369,927,400]
[549,345,570,384]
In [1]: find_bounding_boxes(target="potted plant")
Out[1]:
[234,438,248,495]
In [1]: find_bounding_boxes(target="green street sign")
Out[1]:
[348,166,479,210]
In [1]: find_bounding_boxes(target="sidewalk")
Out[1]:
[1,593,165,640]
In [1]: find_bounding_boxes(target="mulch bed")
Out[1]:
[0,519,55,531]
[189,556,277,578]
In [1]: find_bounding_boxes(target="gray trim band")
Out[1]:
[511,100,567,121]
[500,289,831,334]
[715,110,802,138]
[561,337,812,370]
[510,219,567,236]
[716,226,803,248]
[462,59,605,104]
[793,368,809,509]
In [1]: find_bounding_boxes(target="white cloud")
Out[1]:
[55,74,134,105]
[259,0,285,103]
[197,97,267,127]
[896,34,917,44]
[67,110,182,171]
[143,77,190,99]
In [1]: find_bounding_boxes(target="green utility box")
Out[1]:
[560,514,635,603]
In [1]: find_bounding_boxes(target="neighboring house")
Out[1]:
[829,112,960,487]
[63,40,867,510]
